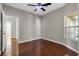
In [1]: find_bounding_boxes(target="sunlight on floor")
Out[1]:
[6,22,11,56]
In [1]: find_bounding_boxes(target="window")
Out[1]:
[64,15,79,41]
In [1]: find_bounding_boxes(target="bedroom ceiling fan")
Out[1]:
[27,3,51,11]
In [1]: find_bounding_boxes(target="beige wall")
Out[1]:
[41,4,65,43]
[3,4,41,42]
[41,3,78,51]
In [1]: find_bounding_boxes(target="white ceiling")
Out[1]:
[4,3,66,16]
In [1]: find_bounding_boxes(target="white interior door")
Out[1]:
[2,11,6,52]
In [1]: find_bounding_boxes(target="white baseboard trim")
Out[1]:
[18,37,78,53]
[42,38,78,53]
[18,37,41,44]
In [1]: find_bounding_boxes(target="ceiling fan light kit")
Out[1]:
[27,3,51,11]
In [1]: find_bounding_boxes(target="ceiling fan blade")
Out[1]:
[41,8,46,11]
[42,3,51,6]
[27,4,36,6]
[34,9,37,11]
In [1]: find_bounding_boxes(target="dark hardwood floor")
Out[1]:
[18,39,78,56]
[19,39,41,56]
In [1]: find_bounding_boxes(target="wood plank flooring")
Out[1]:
[19,39,41,56]
[19,39,78,56]
[1,38,18,56]
[11,38,18,56]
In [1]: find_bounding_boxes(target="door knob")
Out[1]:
[3,32,6,35]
